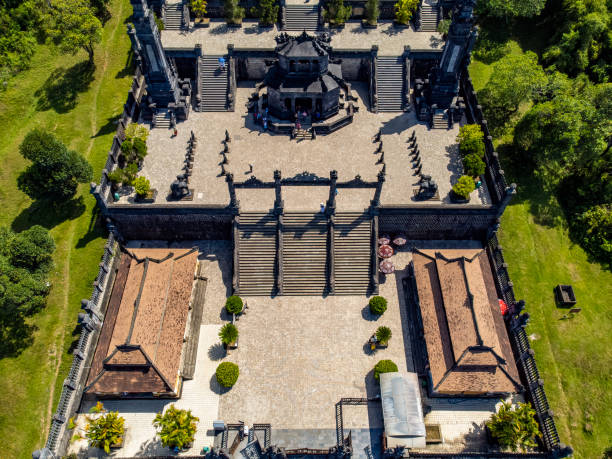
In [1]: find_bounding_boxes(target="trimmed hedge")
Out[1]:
[225,295,243,314]
[369,296,388,315]
[374,359,398,380]
[216,362,239,388]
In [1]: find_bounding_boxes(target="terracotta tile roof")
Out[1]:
[412,248,521,396]
[85,248,198,397]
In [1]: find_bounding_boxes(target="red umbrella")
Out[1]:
[380,260,395,274]
[393,234,407,246]
[378,244,394,259]
[378,234,391,245]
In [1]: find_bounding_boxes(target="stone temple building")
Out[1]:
[37,0,572,457]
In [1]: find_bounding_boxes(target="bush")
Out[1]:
[225,0,245,23]
[132,137,147,161]
[133,176,151,197]
[486,400,541,452]
[219,323,238,345]
[191,0,208,18]
[8,225,55,272]
[462,153,486,177]
[250,0,278,25]
[394,0,418,24]
[452,175,475,200]
[574,205,611,264]
[375,326,392,344]
[216,362,239,387]
[324,0,352,25]
[86,411,125,453]
[153,405,199,449]
[457,124,485,158]
[374,359,398,380]
[124,122,149,143]
[369,296,387,315]
[437,18,450,35]
[364,0,379,24]
[225,295,244,314]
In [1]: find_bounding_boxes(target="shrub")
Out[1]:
[324,0,352,25]
[364,0,379,25]
[486,400,541,452]
[452,175,475,200]
[107,169,124,185]
[457,124,485,158]
[574,205,611,264]
[132,137,147,160]
[225,295,244,314]
[8,225,55,272]
[216,362,239,387]
[86,411,125,453]
[134,176,151,197]
[122,163,139,186]
[219,323,239,345]
[369,296,387,315]
[375,326,392,344]
[225,0,245,23]
[394,0,418,25]
[437,18,451,35]
[374,359,398,380]
[250,0,278,25]
[191,0,208,18]
[124,122,149,143]
[153,405,199,450]
[462,153,486,177]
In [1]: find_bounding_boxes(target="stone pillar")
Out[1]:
[226,173,240,213]
[496,183,517,218]
[370,45,378,113]
[327,170,338,215]
[273,170,283,214]
[371,165,386,208]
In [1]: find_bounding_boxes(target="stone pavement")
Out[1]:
[131,82,488,209]
[161,20,442,56]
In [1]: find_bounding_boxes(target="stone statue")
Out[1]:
[170,174,191,199]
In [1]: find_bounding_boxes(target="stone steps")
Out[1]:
[153,109,172,128]
[376,56,404,112]
[284,4,319,31]
[432,109,449,129]
[333,213,372,295]
[164,3,184,30]
[199,56,229,112]
[419,1,438,32]
[237,212,277,296]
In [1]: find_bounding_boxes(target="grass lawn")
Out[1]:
[469,42,612,458]
[0,1,132,457]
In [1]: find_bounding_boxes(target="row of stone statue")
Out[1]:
[170,130,197,200]
[407,130,438,200]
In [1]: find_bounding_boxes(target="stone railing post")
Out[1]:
[227,44,236,111]
[328,215,335,295]
[370,45,378,113]
[277,214,284,296]
[327,170,337,215]
[273,170,283,214]
[232,216,240,295]
[403,45,411,111]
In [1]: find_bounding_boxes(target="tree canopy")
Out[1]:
[477,0,546,19]
[17,128,93,202]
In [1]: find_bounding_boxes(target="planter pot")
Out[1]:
[393,21,409,28]
[329,21,346,29]
[376,342,389,349]
[110,434,125,450]
[135,188,158,204]
[195,17,210,27]
[227,18,243,27]
[362,20,377,29]
[449,190,470,204]
[258,22,274,29]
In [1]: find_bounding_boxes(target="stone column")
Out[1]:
[327,170,338,215]
[226,173,240,213]
[496,183,517,218]
[273,170,283,214]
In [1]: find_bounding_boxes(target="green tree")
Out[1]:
[8,225,55,272]
[478,52,546,133]
[324,0,352,25]
[463,153,486,177]
[133,176,151,197]
[364,0,379,25]
[216,362,240,387]
[86,410,125,454]
[375,326,392,345]
[153,405,199,450]
[373,359,398,380]
[486,400,541,452]
[224,0,245,24]
[457,124,485,158]
[394,0,418,25]
[477,0,546,19]
[46,0,102,65]
[17,128,93,201]
[574,205,612,264]
[219,323,238,345]
[251,0,278,25]
[191,0,208,19]
[452,175,476,199]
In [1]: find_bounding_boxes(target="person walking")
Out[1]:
[218,56,226,71]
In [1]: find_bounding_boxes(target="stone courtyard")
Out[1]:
[123,83,490,210]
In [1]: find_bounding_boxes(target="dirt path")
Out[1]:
[41,0,125,442]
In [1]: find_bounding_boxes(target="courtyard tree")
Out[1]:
[216,361,240,387]
[477,0,545,20]
[452,175,475,200]
[7,225,55,272]
[154,405,199,450]
[462,153,486,178]
[86,410,125,453]
[17,128,93,202]
[191,0,208,21]
[375,326,392,345]
[364,0,379,26]
[368,296,387,315]
[486,400,541,451]
[219,323,239,346]
[251,0,279,26]
[133,176,151,198]
[394,0,418,25]
[46,0,103,65]
[373,359,398,380]
[457,124,485,158]
[224,0,245,25]
[324,0,352,26]
[225,295,244,314]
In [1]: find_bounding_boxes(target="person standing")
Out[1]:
[218,56,226,71]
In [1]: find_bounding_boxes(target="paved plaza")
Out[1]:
[130,83,489,210]
[161,20,443,56]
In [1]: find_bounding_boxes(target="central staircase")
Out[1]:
[199,56,229,112]
[282,213,328,295]
[432,109,449,129]
[237,212,278,296]
[376,56,404,112]
[164,2,184,30]
[419,0,439,32]
[153,109,172,128]
[333,213,372,295]
[284,3,319,31]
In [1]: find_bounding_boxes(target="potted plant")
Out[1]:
[373,359,398,381]
[225,295,244,315]
[134,176,156,202]
[216,361,240,387]
[225,0,245,27]
[363,0,379,28]
[219,322,239,349]
[375,326,392,347]
[250,0,278,27]
[153,405,199,451]
[324,0,351,28]
[393,0,418,27]
[369,296,388,315]
[486,400,541,452]
[451,175,475,203]
[191,0,210,27]
[85,409,126,453]
[457,124,485,158]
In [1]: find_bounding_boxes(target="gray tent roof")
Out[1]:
[380,372,426,438]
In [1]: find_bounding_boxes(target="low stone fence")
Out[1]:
[486,234,572,457]
[42,234,120,457]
